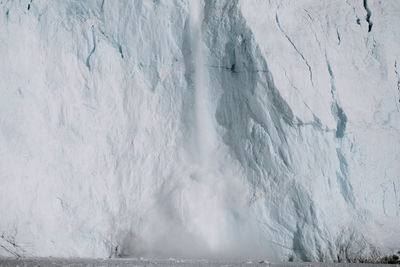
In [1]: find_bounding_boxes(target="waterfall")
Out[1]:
[188,0,215,164]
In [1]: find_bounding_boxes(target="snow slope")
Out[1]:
[0,0,399,261]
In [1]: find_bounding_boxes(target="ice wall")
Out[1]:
[0,0,399,261]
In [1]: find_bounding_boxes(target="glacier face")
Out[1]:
[0,0,399,261]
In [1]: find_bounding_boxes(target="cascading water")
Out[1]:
[179,2,258,257]
[188,0,216,164]
[182,0,221,251]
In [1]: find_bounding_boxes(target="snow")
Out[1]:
[0,0,399,262]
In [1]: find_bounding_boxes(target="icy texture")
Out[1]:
[0,0,399,261]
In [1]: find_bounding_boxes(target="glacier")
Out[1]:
[0,0,399,262]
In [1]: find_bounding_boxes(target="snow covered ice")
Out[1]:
[0,0,399,262]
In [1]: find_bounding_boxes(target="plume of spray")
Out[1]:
[189,0,216,164]
[127,1,273,260]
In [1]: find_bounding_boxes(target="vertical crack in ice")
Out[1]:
[363,0,373,32]
[326,55,336,99]
[275,13,314,87]
[345,0,362,26]
[27,0,32,11]
[336,28,341,45]
[325,53,355,207]
[394,61,400,110]
[86,25,96,71]
[334,103,347,139]
[325,54,347,139]
[393,182,399,216]
[118,44,124,59]
[100,0,105,13]
[336,149,355,207]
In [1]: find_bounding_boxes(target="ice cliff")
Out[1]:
[0,0,399,262]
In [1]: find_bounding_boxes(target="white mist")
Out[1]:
[188,0,216,165]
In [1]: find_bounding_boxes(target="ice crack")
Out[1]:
[275,13,314,87]
[27,0,32,11]
[100,0,105,13]
[325,54,347,138]
[395,61,400,108]
[0,234,26,258]
[363,0,373,32]
[86,25,96,71]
